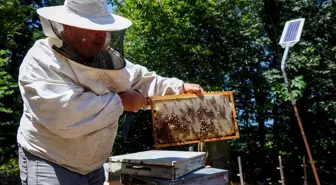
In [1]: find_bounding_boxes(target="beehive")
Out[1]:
[109,150,206,180]
[121,167,229,185]
[149,91,239,147]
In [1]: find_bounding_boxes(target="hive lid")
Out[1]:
[109,150,206,166]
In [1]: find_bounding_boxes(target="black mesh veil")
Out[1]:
[47,19,127,70]
[109,30,126,57]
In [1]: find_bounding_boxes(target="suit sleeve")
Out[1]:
[19,47,124,138]
[126,61,184,97]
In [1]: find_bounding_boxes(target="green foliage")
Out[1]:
[0,0,334,184]
[0,50,18,113]
[0,0,38,169]
[0,158,19,174]
[111,0,336,184]
[0,157,20,185]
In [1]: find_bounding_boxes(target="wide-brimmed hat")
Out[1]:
[37,0,132,31]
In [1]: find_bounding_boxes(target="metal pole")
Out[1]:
[302,156,308,185]
[277,156,285,185]
[281,44,294,105]
[280,44,321,185]
[237,157,244,185]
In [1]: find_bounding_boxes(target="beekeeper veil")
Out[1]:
[37,0,132,70]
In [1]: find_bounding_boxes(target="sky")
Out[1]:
[107,3,115,13]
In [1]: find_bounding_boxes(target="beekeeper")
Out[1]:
[17,0,204,184]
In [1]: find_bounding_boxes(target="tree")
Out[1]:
[0,0,335,184]
[111,0,336,184]
[0,0,39,168]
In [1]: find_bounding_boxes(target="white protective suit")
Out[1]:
[17,36,184,174]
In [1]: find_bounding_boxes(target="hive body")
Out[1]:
[109,151,206,180]
[121,167,228,185]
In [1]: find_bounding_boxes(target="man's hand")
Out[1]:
[181,83,205,96]
[118,90,147,112]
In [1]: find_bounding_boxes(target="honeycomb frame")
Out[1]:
[149,91,239,148]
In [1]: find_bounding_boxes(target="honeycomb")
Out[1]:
[149,92,239,147]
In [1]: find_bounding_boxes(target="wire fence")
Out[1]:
[316,168,336,176]
[233,156,336,185]
[320,180,335,185]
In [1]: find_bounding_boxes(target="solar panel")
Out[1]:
[284,21,300,42]
[279,18,305,48]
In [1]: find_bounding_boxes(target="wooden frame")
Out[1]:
[148,91,239,148]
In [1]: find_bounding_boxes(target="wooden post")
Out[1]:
[237,157,244,185]
[198,142,204,152]
[292,105,320,185]
[189,146,194,152]
[277,156,285,185]
[302,156,308,185]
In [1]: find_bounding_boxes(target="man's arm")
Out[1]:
[126,61,205,97]
[126,61,184,97]
[19,47,124,138]
[20,79,124,138]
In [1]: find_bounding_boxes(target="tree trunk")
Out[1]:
[203,141,230,180]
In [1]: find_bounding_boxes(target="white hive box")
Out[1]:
[121,167,228,185]
[104,163,120,184]
[109,150,206,179]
